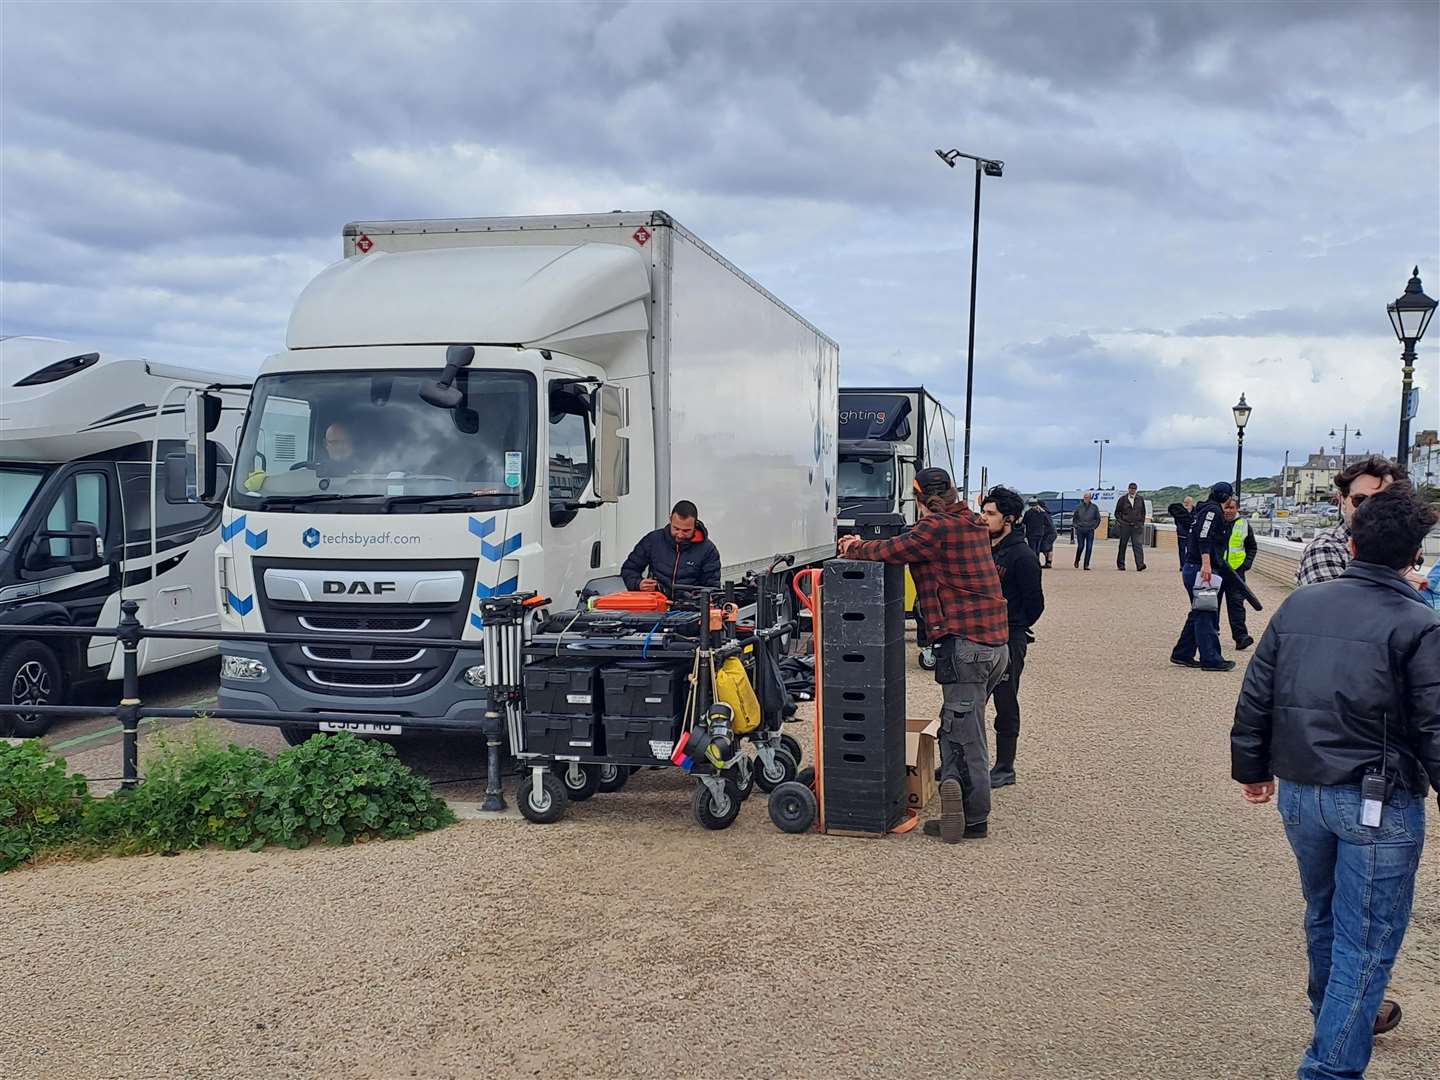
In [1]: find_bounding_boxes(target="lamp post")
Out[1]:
[1329,425,1362,462]
[936,146,1004,505]
[1232,394,1252,493]
[1093,438,1109,489]
[1387,266,1437,462]
[1282,449,1291,502]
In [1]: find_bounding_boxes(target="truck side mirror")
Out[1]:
[26,521,104,572]
[183,391,224,504]
[592,385,630,503]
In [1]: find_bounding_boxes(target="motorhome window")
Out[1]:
[837,457,896,501]
[231,369,537,508]
[0,467,48,542]
[119,463,215,545]
[547,387,594,527]
[44,471,108,558]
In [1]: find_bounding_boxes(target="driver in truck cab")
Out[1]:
[621,500,722,598]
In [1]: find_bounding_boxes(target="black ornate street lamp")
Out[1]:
[1232,393,1252,492]
[1387,266,1437,461]
[936,146,1004,505]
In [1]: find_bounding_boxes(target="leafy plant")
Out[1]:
[0,740,91,871]
[1,732,454,870]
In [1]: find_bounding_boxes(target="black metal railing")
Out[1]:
[0,600,478,790]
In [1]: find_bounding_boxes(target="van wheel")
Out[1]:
[0,641,65,738]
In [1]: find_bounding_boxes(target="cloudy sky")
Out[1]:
[3,0,1437,491]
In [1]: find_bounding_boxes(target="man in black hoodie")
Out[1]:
[620,500,722,598]
[1021,499,1057,569]
[981,486,1046,787]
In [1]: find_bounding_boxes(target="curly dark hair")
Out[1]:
[982,485,1026,525]
[1350,482,1438,569]
[1334,455,1407,497]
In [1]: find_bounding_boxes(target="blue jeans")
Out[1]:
[1171,562,1223,666]
[1278,780,1426,1080]
[1074,528,1094,566]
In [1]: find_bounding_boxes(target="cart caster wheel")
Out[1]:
[518,771,569,824]
[553,762,601,801]
[918,646,937,672]
[596,763,630,793]
[754,747,798,793]
[768,780,817,834]
[796,766,816,790]
[779,733,803,767]
[734,758,755,802]
[691,779,743,830]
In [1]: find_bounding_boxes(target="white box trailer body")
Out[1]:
[215,212,837,735]
[0,338,248,733]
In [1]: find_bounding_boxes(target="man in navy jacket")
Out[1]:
[620,500,722,598]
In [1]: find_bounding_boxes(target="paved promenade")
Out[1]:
[3,535,1436,1079]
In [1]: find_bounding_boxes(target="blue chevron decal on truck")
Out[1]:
[244,528,268,551]
[469,515,521,562]
[468,516,496,539]
[225,591,254,616]
[475,578,519,600]
[221,516,246,542]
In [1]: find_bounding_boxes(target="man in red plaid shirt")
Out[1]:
[839,468,1010,842]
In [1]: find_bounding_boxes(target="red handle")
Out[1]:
[792,568,821,618]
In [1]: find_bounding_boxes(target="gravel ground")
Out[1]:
[3,537,1436,1080]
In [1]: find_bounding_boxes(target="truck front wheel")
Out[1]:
[0,640,65,738]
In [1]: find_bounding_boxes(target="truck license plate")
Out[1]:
[318,721,402,736]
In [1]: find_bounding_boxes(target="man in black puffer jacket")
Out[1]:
[1230,483,1440,1077]
[981,486,1045,787]
[620,500,722,598]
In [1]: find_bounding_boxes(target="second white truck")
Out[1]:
[191,212,839,739]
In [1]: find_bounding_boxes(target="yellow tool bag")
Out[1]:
[713,656,762,735]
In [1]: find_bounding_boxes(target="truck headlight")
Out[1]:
[222,656,268,680]
[463,664,487,687]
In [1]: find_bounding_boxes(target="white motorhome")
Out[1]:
[0,337,249,735]
[201,212,839,741]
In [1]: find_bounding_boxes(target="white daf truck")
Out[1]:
[0,337,248,735]
[196,212,838,740]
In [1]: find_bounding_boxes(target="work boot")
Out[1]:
[1200,659,1237,672]
[938,778,966,843]
[990,763,1017,788]
[1235,635,1255,651]
[992,735,1018,788]
[922,818,989,840]
[1074,556,1080,568]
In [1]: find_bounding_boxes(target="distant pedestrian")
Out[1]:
[1296,456,1406,585]
[1221,496,1256,651]
[1071,491,1100,570]
[838,467,1008,843]
[979,486,1045,788]
[1022,500,1056,569]
[1114,482,1147,571]
[1170,496,1196,567]
[1230,483,1440,1079]
[1170,481,1234,672]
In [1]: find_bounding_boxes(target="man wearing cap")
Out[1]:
[839,467,1010,842]
[1170,481,1236,672]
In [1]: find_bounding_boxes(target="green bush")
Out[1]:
[0,740,91,871]
[0,732,455,870]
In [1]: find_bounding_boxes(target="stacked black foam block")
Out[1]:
[820,560,908,834]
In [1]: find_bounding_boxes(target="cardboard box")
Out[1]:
[905,718,939,812]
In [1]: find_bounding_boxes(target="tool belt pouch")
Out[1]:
[1191,585,1220,613]
[932,637,960,685]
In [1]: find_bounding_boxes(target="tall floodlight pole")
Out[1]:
[1386,266,1437,462]
[936,147,1004,505]
[1093,438,1109,489]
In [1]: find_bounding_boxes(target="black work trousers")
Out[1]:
[1224,568,1250,643]
[992,630,1028,749]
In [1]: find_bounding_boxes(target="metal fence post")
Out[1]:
[117,600,142,790]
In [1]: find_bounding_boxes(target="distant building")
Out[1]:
[1284,448,1384,504]
[1409,429,1439,488]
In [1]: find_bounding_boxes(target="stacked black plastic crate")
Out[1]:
[820,560,908,834]
[601,663,688,762]
[521,661,601,755]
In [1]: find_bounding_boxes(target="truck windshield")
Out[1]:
[837,456,896,501]
[0,466,49,543]
[230,369,537,511]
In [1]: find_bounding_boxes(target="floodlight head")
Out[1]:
[935,148,960,168]
[982,159,1005,177]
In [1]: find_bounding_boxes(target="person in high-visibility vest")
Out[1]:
[1222,496,1258,650]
